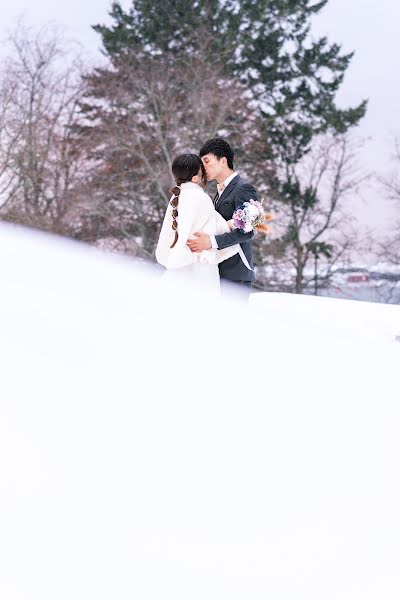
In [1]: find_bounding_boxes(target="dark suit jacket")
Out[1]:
[214,175,257,282]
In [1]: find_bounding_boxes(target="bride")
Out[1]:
[155,153,251,294]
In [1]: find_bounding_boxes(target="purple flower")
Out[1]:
[233,218,245,229]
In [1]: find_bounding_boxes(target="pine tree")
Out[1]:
[94,0,366,162]
[88,1,367,280]
[80,7,256,254]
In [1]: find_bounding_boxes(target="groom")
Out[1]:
[187,137,257,298]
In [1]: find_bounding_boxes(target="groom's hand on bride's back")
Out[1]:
[187,233,212,252]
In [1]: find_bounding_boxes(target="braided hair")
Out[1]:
[169,154,206,249]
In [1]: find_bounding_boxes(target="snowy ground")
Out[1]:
[0,223,399,600]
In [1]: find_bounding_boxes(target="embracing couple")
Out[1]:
[156,138,258,301]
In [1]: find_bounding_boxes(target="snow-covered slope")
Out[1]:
[0,224,399,600]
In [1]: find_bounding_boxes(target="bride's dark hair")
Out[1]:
[169,153,206,249]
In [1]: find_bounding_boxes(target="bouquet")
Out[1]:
[232,199,273,233]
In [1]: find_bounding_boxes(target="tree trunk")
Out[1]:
[295,246,304,294]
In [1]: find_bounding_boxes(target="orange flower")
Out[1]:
[255,213,273,233]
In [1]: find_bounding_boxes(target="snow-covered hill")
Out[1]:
[1,224,399,600]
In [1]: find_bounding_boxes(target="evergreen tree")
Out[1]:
[94,0,366,163]
[78,19,256,254]
[88,1,367,284]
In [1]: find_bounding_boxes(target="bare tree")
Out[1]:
[255,133,365,294]
[378,138,400,264]
[77,31,260,256]
[0,21,86,232]
[371,138,400,303]
[0,64,23,203]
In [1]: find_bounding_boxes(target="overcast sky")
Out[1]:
[1,0,399,232]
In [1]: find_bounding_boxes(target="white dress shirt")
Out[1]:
[210,171,238,249]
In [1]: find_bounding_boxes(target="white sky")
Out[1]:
[0,0,399,232]
[312,0,400,232]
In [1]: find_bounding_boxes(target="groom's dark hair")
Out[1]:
[199,137,234,170]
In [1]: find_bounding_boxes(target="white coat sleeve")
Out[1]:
[198,211,252,270]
